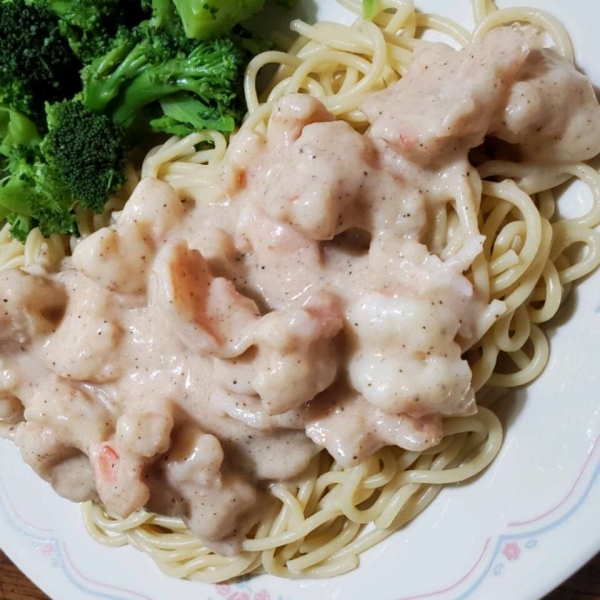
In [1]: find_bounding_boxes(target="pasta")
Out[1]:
[4,0,600,583]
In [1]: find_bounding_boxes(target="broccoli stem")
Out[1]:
[84,41,149,112]
[0,185,34,217]
[111,77,187,127]
[0,107,41,150]
[111,49,240,127]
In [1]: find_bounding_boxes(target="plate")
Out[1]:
[2,1,600,599]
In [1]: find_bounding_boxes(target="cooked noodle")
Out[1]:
[4,0,600,582]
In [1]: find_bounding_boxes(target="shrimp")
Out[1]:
[91,411,174,518]
[154,241,259,357]
[90,442,150,518]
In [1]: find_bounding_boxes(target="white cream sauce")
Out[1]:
[1,27,599,553]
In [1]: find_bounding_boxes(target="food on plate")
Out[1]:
[1,0,600,583]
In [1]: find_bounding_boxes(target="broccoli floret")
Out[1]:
[0,0,82,123]
[112,37,248,131]
[82,25,180,115]
[0,108,40,154]
[42,100,127,213]
[0,149,78,243]
[173,0,266,40]
[0,107,42,240]
[0,101,127,242]
[0,180,36,240]
[82,25,255,135]
[144,0,265,40]
[142,0,186,37]
[0,107,41,178]
[6,212,33,243]
[149,94,236,137]
[42,0,150,64]
[0,106,77,241]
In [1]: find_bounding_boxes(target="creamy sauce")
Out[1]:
[2,27,600,553]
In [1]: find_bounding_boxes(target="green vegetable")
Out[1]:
[363,0,381,20]
[1,164,78,242]
[0,0,82,123]
[0,107,41,177]
[41,0,150,64]
[6,213,35,243]
[145,0,266,40]
[0,108,42,222]
[0,158,67,243]
[175,0,266,39]
[0,0,271,242]
[149,94,236,137]
[0,101,127,241]
[42,100,127,213]
[82,25,254,135]
[142,0,185,37]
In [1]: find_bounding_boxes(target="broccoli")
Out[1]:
[82,25,255,136]
[0,109,77,241]
[0,0,272,243]
[0,107,41,178]
[82,25,180,115]
[0,101,127,241]
[142,0,186,37]
[144,0,266,40]
[362,0,381,20]
[0,107,42,234]
[148,94,237,137]
[0,179,36,240]
[0,0,82,123]
[174,0,266,40]
[41,0,150,64]
[1,164,78,242]
[42,100,127,213]
[0,109,40,153]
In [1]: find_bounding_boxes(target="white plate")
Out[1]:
[2,1,600,599]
